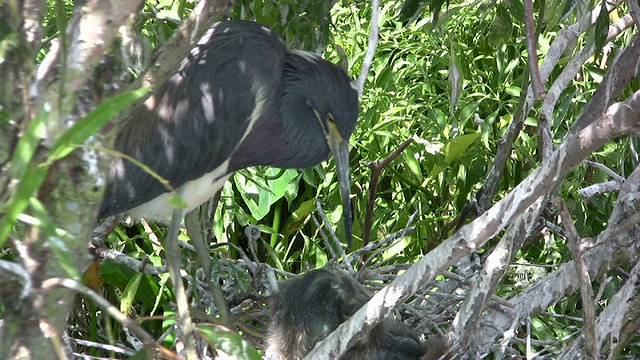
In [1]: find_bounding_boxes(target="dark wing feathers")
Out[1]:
[100,21,288,218]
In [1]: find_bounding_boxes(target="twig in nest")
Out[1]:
[314,200,353,273]
[361,210,419,270]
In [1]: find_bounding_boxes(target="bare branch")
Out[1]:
[524,0,545,99]
[541,14,635,122]
[477,0,622,209]
[578,180,622,199]
[451,196,546,354]
[558,199,598,358]
[164,208,198,360]
[362,137,414,249]
[352,0,380,97]
[582,160,626,182]
[629,0,640,29]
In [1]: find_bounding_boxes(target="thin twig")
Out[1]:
[347,226,416,264]
[245,225,261,263]
[0,259,32,299]
[312,214,339,260]
[361,210,419,269]
[91,246,168,274]
[352,0,380,97]
[582,160,626,182]
[524,0,545,99]
[314,200,353,272]
[90,215,121,247]
[362,137,414,249]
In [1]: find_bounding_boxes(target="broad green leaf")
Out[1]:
[235,168,298,220]
[593,4,609,62]
[429,133,480,178]
[120,272,143,316]
[443,133,481,164]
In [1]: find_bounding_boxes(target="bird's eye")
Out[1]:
[326,114,335,123]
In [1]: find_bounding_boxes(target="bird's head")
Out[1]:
[282,51,358,249]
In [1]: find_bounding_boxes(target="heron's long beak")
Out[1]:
[327,127,353,250]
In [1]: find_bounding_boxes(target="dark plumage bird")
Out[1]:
[99,21,358,245]
[265,267,450,360]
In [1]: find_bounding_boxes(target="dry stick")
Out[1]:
[557,199,598,359]
[41,277,176,359]
[314,200,353,273]
[524,0,546,100]
[362,137,414,250]
[312,214,339,261]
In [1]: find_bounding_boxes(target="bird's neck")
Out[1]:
[228,52,331,172]
[277,53,331,168]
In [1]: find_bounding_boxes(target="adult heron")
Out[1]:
[99,20,358,247]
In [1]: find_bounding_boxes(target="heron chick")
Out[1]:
[99,21,358,246]
[265,267,450,360]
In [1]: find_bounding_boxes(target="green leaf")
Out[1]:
[0,164,49,247]
[443,133,480,164]
[10,105,47,179]
[196,324,261,360]
[449,37,463,116]
[121,273,143,316]
[235,168,298,220]
[48,86,149,162]
[593,4,609,62]
[429,133,480,178]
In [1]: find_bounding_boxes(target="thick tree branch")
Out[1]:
[559,199,598,359]
[306,86,640,359]
[478,164,640,354]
